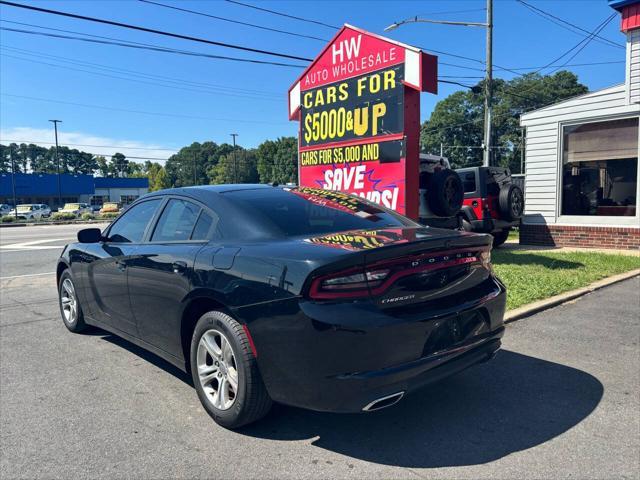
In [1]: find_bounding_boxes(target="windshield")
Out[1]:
[63,203,80,210]
[225,187,417,238]
[17,205,33,212]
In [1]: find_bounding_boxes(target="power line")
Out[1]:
[516,0,624,49]
[224,0,339,29]
[138,0,328,42]
[0,42,281,96]
[1,93,293,125]
[0,51,282,101]
[0,0,314,62]
[0,139,178,152]
[497,60,624,71]
[0,26,305,68]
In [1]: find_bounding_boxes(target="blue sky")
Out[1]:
[0,0,628,162]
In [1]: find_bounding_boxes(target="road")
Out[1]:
[0,224,638,479]
[0,223,109,278]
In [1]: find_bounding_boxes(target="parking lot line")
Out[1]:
[0,272,56,280]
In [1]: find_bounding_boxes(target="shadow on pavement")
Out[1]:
[95,331,603,468]
[240,350,603,468]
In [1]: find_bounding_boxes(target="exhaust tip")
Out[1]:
[362,391,405,412]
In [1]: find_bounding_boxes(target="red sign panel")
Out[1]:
[289,25,437,220]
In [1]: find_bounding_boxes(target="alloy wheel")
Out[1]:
[196,329,239,411]
[60,278,78,325]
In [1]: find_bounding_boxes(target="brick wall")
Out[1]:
[520,224,640,250]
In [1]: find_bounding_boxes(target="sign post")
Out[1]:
[289,25,437,220]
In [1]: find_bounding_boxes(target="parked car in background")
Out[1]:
[37,204,51,217]
[0,204,13,216]
[59,203,92,216]
[57,185,506,429]
[456,166,524,246]
[13,204,45,221]
[99,202,121,214]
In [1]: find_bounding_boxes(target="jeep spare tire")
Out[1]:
[427,169,464,217]
[499,184,524,221]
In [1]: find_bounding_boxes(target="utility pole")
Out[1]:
[49,119,62,209]
[230,133,238,184]
[192,151,197,186]
[482,0,493,167]
[9,148,18,220]
[385,0,493,166]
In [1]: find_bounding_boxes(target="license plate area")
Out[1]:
[422,309,489,357]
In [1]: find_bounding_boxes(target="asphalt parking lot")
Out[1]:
[1,224,638,479]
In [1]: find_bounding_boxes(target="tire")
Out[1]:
[492,228,510,247]
[427,169,464,217]
[58,270,88,333]
[499,184,524,221]
[190,311,272,429]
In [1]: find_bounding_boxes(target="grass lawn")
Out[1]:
[492,249,640,310]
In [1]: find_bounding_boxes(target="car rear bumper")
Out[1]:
[237,275,507,413]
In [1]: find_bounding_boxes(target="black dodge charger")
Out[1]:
[57,185,506,428]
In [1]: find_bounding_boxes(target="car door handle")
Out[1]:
[115,260,127,272]
[172,261,187,274]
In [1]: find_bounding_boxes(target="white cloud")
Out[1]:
[0,127,178,164]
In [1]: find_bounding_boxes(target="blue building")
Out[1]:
[0,173,149,209]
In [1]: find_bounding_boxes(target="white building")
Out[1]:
[519,0,639,250]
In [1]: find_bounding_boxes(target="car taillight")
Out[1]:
[308,248,489,300]
[309,268,391,299]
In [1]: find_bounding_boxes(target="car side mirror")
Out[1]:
[77,228,103,243]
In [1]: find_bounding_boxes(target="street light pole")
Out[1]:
[49,119,62,209]
[483,0,493,167]
[385,0,494,166]
[230,133,238,184]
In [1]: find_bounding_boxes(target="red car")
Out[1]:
[456,167,524,246]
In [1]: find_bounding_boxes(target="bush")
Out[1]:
[99,212,119,219]
[51,212,77,221]
[81,212,95,221]
[1,215,16,223]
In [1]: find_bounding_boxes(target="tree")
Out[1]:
[152,166,171,191]
[111,152,129,177]
[420,71,588,172]
[165,141,235,187]
[208,149,258,184]
[256,137,297,184]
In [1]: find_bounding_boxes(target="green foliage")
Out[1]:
[256,137,297,185]
[51,212,77,220]
[493,250,640,310]
[209,150,259,184]
[165,141,234,187]
[81,213,95,220]
[1,215,16,223]
[99,212,120,219]
[420,71,588,171]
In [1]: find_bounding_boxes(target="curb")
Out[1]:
[504,268,640,323]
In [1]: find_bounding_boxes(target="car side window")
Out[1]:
[151,199,202,242]
[107,199,162,243]
[191,210,220,240]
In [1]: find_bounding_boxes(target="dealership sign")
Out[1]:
[289,24,437,218]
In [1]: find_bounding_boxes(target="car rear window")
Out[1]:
[225,187,416,238]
